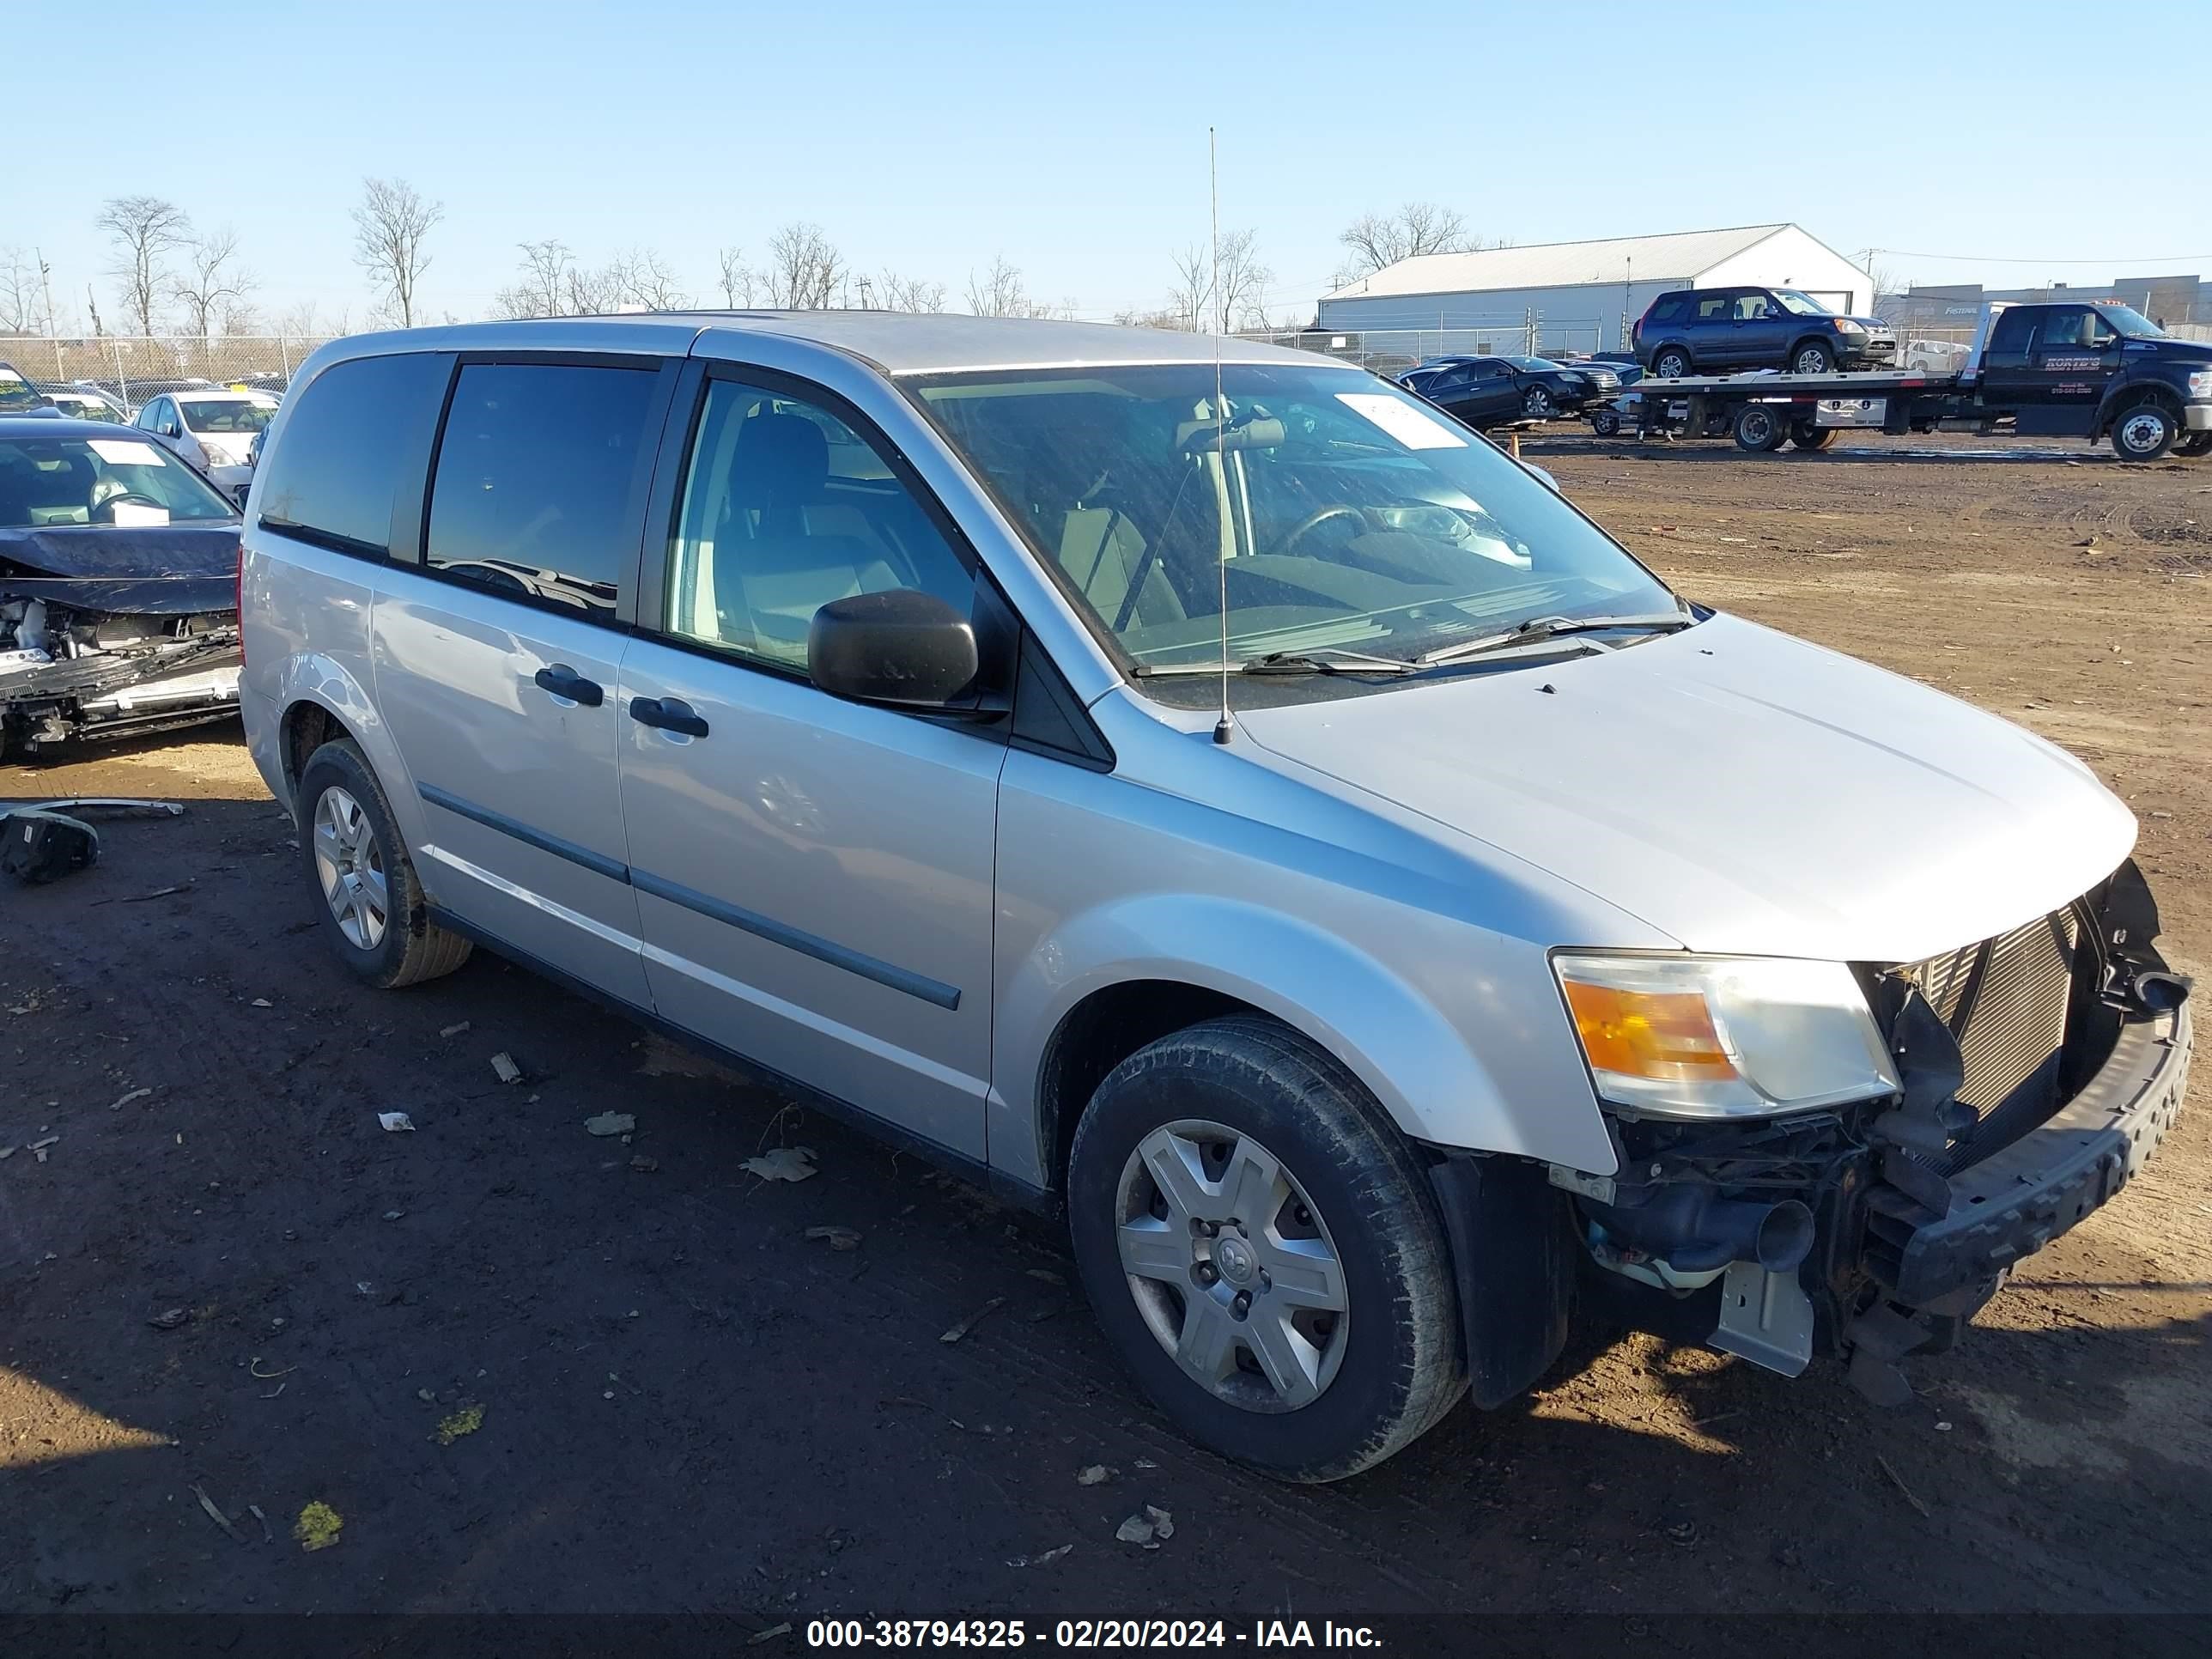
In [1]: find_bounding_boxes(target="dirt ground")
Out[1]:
[3,431,2209,1624]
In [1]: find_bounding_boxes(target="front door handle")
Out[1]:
[532,664,604,707]
[629,696,709,738]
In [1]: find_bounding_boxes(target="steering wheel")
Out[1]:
[1278,503,1368,556]
[91,492,167,524]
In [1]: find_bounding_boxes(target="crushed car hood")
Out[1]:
[1236,612,2136,963]
[0,523,240,614]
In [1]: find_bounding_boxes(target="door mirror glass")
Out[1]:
[808,588,979,708]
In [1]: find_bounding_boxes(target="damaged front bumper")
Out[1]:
[1448,860,2191,1406]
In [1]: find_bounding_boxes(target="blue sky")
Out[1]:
[14,0,2212,331]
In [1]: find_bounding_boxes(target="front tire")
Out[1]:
[1067,1017,1466,1483]
[2111,402,2179,461]
[1791,340,1835,375]
[1522,386,1554,419]
[296,739,472,989]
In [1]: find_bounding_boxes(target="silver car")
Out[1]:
[238,315,2191,1481]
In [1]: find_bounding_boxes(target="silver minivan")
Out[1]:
[239,314,2191,1481]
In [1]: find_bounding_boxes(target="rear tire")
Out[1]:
[2111,402,2178,462]
[1066,1016,1466,1483]
[1651,346,1691,380]
[1791,340,1835,375]
[1790,422,1837,451]
[296,739,472,990]
[1733,404,1787,453]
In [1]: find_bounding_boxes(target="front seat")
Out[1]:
[720,411,897,656]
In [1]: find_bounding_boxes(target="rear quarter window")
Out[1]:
[258,352,451,557]
[1648,295,1687,325]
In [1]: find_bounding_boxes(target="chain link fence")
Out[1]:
[3,335,344,408]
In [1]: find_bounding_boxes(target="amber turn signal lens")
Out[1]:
[1559,978,1739,1083]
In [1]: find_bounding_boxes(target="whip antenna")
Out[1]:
[1210,125,1234,746]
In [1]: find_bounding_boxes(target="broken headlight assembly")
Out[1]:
[1553,952,1899,1120]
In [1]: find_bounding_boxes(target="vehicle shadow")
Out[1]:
[3,797,2209,1619]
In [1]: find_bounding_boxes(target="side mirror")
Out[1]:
[807,588,978,708]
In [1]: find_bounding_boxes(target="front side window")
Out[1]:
[259,351,450,558]
[664,377,973,671]
[181,398,277,433]
[1734,294,1773,321]
[425,362,661,617]
[0,433,239,527]
[908,363,1676,682]
[2038,309,2094,349]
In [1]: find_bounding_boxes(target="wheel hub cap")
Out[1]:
[313,785,388,951]
[1114,1120,1350,1413]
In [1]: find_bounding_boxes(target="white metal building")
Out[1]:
[1314,224,1875,352]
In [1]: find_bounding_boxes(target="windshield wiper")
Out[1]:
[1134,645,1416,678]
[1416,609,1693,668]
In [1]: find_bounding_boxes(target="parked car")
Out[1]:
[0,418,243,757]
[34,386,129,423]
[1400,355,1621,426]
[242,315,2188,1483]
[0,362,52,416]
[135,386,278,498]
[1632,286,1898,378]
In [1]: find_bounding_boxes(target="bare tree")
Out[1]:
[716,246,762,307]
[1213,229,1272,332]
[0,246,40,335]
[964,255,1075,320]
[274,297,349,341]
[1333,204,1497,288]
[878,270,947,313]
[350,177,443,327]
[764,222,844,309]
[171,228,256,341]
[1167,245,1209,333]
[1115,306,1192,332]
[495,239,576,319]
[97,195,191,335]
[606,247,689,310]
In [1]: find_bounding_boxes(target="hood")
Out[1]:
[0,522,240,614]
[2136,337,2212,363]
[1236,613,2135,964]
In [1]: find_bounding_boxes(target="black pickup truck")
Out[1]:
[1621,300,2212,461]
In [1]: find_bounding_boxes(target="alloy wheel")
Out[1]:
[313,784,389,951]
[1115,1120,1350,1413]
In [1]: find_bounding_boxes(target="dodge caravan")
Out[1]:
[239,314,2190,1481]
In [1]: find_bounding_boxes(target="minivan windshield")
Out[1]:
[907,363,1678,675]
[1773,290,1832,316]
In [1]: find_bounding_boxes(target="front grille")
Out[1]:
[1905,906,2080,1164]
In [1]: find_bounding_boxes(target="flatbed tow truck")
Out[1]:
[1616,299,2212,462]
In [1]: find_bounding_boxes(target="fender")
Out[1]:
[992,891,1621,1188]
[2093,373,2177,438]
[264,648,427,857]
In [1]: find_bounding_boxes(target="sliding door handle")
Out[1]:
[629,696,709,738]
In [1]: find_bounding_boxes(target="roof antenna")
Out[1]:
[1209,125,1234,747]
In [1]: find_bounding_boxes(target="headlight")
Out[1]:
[2187,368,2212,399]
[1553,953,1899,1119]
[1832,319,1867,335]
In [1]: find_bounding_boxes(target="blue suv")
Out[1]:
[1632,287,1897,379]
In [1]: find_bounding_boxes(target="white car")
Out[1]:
[135,387,278,496]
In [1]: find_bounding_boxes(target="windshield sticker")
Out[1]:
[107,501,172,526]
[1334,392,1468,450]
[88,439,167,466]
